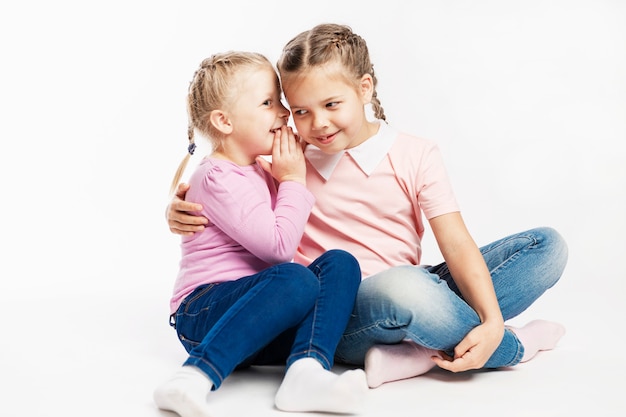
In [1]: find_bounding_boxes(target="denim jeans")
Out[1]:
[172,249,361,389]
[335,227,568,368]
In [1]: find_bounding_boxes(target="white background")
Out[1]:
[1,1,624,416]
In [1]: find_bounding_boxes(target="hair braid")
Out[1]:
[169,51,273,195]
[278,23,387,122]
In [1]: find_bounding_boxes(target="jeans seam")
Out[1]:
[185,354,225,387]
[288,349,331,369]
[481,234,537,257]
[482,235,537,276]
[307,264,322,360]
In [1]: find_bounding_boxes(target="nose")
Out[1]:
[279,102,290,120]
[311,113,328,130]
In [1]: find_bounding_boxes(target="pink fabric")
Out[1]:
[295,125,459,278]
[171,158,315,313]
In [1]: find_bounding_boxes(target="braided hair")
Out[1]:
[169,52,273,195]
[277,23,386,122]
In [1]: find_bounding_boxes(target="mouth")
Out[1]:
[314,131,339,145]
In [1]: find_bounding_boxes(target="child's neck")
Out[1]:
[345,119,381,150]
[210,150,256,166]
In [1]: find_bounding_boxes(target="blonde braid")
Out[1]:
[168,125,196,196]
[278,23,387,122]
[369,65,386,122]
[168,51,273,196]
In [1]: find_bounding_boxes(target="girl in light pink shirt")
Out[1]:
[154,51,367,417]
[168,25,568,389]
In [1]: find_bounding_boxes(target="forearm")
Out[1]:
[429,212,506,371]
[445,243,503,325]
[430,212,503,325]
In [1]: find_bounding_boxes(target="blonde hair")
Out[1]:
[169,51,274,195]
[277,23,387,122]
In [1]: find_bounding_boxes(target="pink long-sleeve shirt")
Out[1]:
[170,158,315,313]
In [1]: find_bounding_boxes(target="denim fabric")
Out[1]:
[335,227,568,368]
[172,249,360,389]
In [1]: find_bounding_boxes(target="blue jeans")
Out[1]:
[171,249,361,389]
[335,227,568,368]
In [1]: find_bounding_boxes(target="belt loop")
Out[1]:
[169,314,176,329]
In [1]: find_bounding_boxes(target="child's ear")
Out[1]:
[359,73,374,104]
[209,110,233,134]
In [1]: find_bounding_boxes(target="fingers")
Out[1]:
[166,183,208,236]
[256,156,271,173]
[432,345,483,373]
[173,212,208,226]
[438,350,454,362]
[272,127,283,156]
[453,337,474,361]
[272,126,303,164]
[174,182,190,199]
[293,131,309,151]
[171,183,203,213]
[170,198,203,214]
[269,126,305,184]
[431,341,487,373]
[274,125,297,157]
[431,335,478,373]
[286,126,297,153]
[280,125,290,154]
[433,354,472,373]
[430,322,504,374]
[169,223,204,236]
[168,213,207,235]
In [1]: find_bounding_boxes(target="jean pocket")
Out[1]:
[179,284,215,315]
[177,332,201,353]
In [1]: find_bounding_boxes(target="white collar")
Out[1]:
[304,122,396,180]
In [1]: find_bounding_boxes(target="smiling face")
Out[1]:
[282,63,377,154]
[216,66,290,164]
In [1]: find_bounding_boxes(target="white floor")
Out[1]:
[2,261,625,417]
[2,1,625,416]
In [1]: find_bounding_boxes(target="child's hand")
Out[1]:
[295,131,309,151]
[166,183,208,236]
[257,126,306,185]
[431,320,504,373]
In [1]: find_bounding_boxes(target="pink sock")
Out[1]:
[364,340,438,388]
[508,319,566,362]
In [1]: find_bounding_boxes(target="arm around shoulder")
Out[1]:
[166,182,208,236]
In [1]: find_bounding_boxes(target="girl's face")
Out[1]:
[282,63,375,154]
[223,67,290,164]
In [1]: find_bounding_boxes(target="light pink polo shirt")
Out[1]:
[294,122,460,278]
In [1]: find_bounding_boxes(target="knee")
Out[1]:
[331,248,361,282]
[543,227,568,263]
[279,263,320,301]
[313,249,362,288]
[533,227,569,287]
[537,227,568,266]
[329,248,360,267]
[361,266,440,314]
